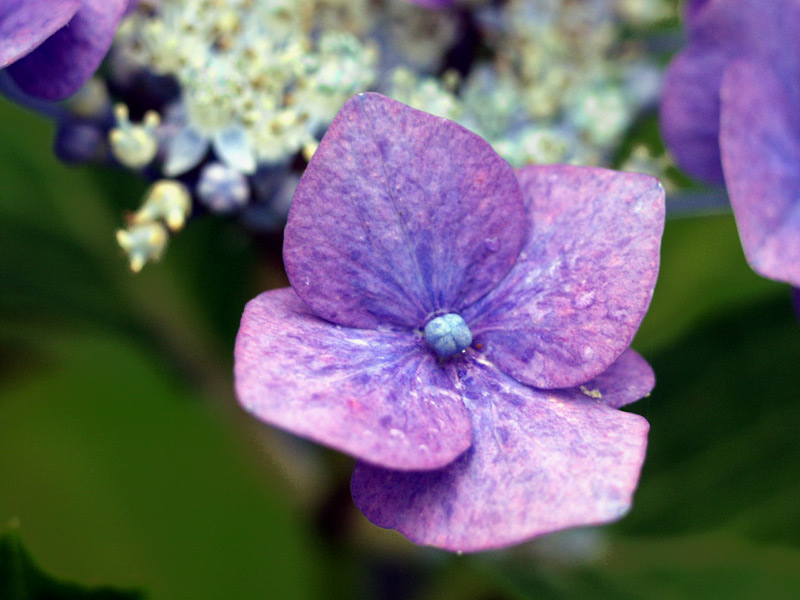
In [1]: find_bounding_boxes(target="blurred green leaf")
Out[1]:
[624,294,800,544]
[0,331,322,600]
[497,533,800,600]
[0,524,142,600]
[634,214,784,354]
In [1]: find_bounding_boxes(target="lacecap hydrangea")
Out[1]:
[235,93,664,552]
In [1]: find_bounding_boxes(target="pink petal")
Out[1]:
[352,353,650,552]
[720,60,800,288]
[234,287,472,470]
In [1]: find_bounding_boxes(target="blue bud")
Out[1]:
[54,120,106,164]
[424,313,473,358]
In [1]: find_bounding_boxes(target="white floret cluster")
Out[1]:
[388,0,670,167]
[115,0,378,174]
[109,0,672,271]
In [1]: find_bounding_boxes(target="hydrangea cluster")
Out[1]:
[388,0,669,167]
[3,0,670,271]
[235,93,665,551]
[113,0,377,174]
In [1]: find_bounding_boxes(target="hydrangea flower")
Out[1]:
[0,0,133,100]
[661,0,800,287]
[235,93,664,552]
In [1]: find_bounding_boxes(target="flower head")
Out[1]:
[0,0,135,100]
[661,0,800,287]
[239,93,664,551]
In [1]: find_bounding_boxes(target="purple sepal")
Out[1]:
[234,288,473,471]
[684,0,712,24]
[720,60,800,288]
[660,0,800,184]
[6,0,128,100]
[464,166,664,389]
[660,50,727,184]
[582,349,654,409]
[405,0,455,8]
[351,352,650,553]
[284,93,525,331]
[0,0,80,67]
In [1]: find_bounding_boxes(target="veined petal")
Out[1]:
[463,166,664,389]
[720,60,800,288]
[6,0,128,100]
[234,288,472,470]
[0,0,80,68]
[352,353,649,553]
[284,93,525,330]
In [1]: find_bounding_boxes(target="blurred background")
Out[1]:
[2,6,800,600]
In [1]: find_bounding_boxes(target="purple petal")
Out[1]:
[660,50,727,184]
[578,349,654,409]
[6,0,128,100]
[720,60,800,288]
[352,354,649,552]
[684,0,712,24]
[660,0,800,184]
[0,0,80,67]
[284,93,525,330]
[463,166,664,389]
[234,287,472,470]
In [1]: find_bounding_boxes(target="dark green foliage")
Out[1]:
[0,526,143,600]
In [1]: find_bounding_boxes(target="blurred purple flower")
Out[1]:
[661,0,800,287]
[405,0,454,8]
[235,93,664,552]
[0,0,132,100]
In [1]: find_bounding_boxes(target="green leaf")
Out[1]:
[0,331,322,600]
[0,523,143,599]
[495,533,800,600]
[622,293,800,544]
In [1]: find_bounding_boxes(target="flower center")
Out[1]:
[424,313,473,358]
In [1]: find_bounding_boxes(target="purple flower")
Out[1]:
[661,0,800,287]
[235,93,664,552]
[0,0,132,100]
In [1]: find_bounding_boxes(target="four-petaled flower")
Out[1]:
[234,93,664,552]
[661,0,800,288]
[0,0,134,100]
